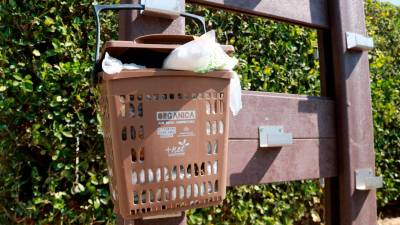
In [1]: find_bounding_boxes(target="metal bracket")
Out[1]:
[141,0,181,19]
[355,168,383,190]
[346,32,374,51]
[259,126,293,148]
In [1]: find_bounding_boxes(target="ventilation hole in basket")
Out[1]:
[171,166,177,181]
[133,192,139,204]
[150,190,155,203]
[151,94,158,101]
[138,126,144,140]
[207,162,212,175]
[192,93,197,99]
[130,95,135,101]
[140,169,145,184]
[131,171,138,184]
[138,94,143,101]
[212,100,217,114]
[145,94,152,101]
[156,168,161,182]
[141,191,148,204]
[161,94,168,100]
[206,122,211,135]
[213,161,218,175]
[139,147,145,162]
[119,95,126,117]
[129,103,135,117]
[193,184,199,197]
[186,185,192,198]
[179,185,185,199]
[131,210,136,215]
[122,127,127,141]
[200,162,205,176]
[141,208,146,213]
[147,208,151,213]
[212,121,217,135]
[220,100,224,113]
[164,188,170,201]
[156,189,162,202]
[207,142,212,154]
[162,205,166,210]
[138,103,143,117]
[184,93,190,99]
[219,121,224,134]
[208,181,213,194]
[206,101,211,115]
[164,167,169,181]
[177,93,183,99]
[148,169,154,183]
[194,163,199,177]
[215,180,219,192]
[131,126,136,140]
[179,165,185,180]
[213,141,218,154]
[200,182,206,196]
[169,93,174,100]
[186,165,192,178]
[171,187,177,200]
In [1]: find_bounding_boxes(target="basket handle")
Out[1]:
[93,4,207,63]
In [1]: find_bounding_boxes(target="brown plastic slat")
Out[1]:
[187,0,329,29]
[328,0,378,224]
[227,138,337,186]
[230,91,336,139]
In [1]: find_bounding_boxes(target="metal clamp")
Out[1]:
[346,32,374,51]
[355,168,383,190]
[259,126,293,148]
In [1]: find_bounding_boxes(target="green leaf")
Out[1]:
[62,131,73,138]
[32,49,41,57]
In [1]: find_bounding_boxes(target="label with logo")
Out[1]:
[165,139,190,157]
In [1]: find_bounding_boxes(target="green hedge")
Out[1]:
[365,0,400,207]
[0,0,398,224]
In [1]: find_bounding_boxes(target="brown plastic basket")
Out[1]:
[97,37,233,219]
[99,70,232,219]
[92,4,235,219]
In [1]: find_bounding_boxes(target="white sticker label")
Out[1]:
[157,127,176,138]
[157,111,196,121]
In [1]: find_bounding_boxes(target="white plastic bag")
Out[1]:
[102,52,123,74]
[163,30,242,115]
[230,72,242,116]
[102,52,145,75]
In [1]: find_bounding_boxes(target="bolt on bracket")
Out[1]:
[355,168,383,190]
[346,32,374,51]
[259,126,293,148]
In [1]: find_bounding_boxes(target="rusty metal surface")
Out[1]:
[119,0,185,40]
[230,91,336,139]
[328,0,377,224]
[227,138,337,186]
[187,0,329,29]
